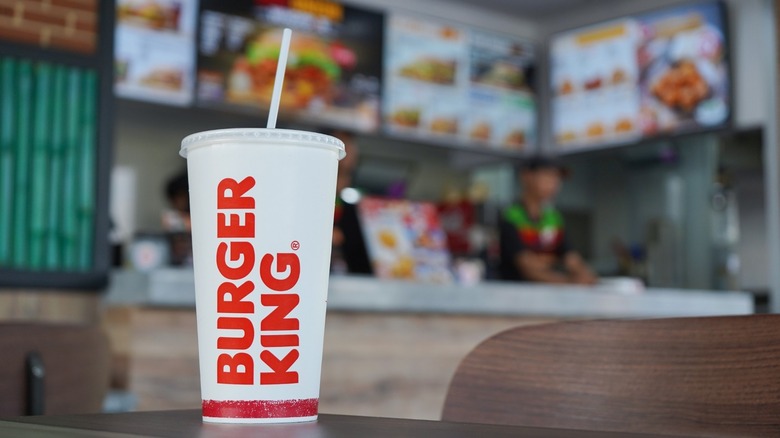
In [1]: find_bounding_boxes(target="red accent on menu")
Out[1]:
[202,398,318,418]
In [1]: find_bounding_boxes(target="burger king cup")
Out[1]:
[180,128,344,423]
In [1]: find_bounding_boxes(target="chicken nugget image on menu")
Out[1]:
[651,60,710,112]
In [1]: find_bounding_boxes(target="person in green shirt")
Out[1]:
[499,156,597,285]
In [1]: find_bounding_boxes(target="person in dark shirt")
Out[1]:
[330,129,372,275]
[499,156,596,284]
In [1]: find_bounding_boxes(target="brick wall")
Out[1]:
[0,0,98,54]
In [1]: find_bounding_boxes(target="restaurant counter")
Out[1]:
[101,269,754,418]
[105,269,753,318]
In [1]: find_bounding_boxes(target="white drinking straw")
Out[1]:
[266,28,292,129]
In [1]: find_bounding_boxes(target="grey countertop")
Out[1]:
[105,269,754,318]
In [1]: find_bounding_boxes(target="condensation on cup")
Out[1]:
[180,128,345,423]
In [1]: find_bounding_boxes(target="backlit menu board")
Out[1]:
[384,14,536,151]
[551,1,729,151]
[196,0,383,132]
[115,0,199,106]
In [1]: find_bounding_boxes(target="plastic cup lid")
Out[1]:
[180,128,346,159]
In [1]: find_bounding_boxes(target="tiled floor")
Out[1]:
[113,308,553,420]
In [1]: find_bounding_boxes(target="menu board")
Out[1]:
[196,0,383,133]
[115,0,199,106]
[358,197,453,283]
[551,1,729,151]
[384,14,536,151]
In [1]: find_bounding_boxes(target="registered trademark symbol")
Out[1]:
[291,240,300,251]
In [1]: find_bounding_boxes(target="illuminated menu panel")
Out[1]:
[551,1,729,151]
[114,0,199,106]
[384,14,536,152]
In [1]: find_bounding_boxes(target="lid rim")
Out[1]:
[180,128,346,159]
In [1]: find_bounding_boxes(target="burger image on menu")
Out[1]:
[228,29,343,109]
[389,107,421,128]
[398,58,457,85]
[473,60,527,91]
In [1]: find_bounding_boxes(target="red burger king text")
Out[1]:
[214,176,300,386]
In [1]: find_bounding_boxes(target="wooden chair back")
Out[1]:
[0,322,111,416]
[442,315,780,437]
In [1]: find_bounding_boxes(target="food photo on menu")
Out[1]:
[117,0,185,31]
[196,0,383,132]
[551,18,646,149]
[114,0,199,106]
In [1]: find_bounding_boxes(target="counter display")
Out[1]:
[358,197,453,283]
[551,1,729,151]
[384,14,536,151]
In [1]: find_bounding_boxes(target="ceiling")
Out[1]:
[444,0,605,20]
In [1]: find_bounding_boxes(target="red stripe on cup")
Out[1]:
[202,398,318,419]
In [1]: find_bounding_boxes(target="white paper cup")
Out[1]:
[180,128,344,423]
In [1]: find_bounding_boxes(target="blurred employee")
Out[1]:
[162,170,193,265]
[330,129,372,275]
[162,170,191,232]
[499,157,597,285]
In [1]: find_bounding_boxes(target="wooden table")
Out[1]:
[0,409,688,437]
